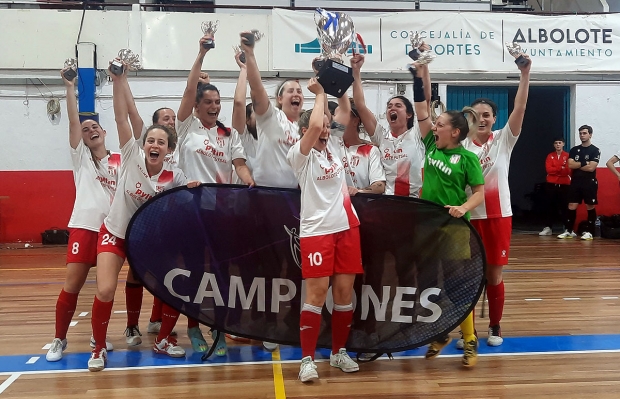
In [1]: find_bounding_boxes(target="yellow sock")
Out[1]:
[460,312,476,342]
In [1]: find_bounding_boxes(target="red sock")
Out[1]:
[55,290,79,340]
[331,303,353,354]
[125,283,143,327]
[157,303,180,342]
[91,296,114,348]
[150,297,163,323]
[300,303,323,359]
[187,317,199,329]
[487,281,505,327]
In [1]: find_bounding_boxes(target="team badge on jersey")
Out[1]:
[449,154,461,164]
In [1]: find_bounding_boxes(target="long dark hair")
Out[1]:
[471,98,498,117]
[196,83,230,136]
[142,124,177,151]
[387,95,414,129]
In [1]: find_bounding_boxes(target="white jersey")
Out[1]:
[68,140,121,232]
[340,142,385,190]
[287,141,359,238]
[370,124,424,197]
[254,103,300,188]
[463,123,518,219]
[176,116,246,183]
[233,126,258,184]
[104,137,187,239]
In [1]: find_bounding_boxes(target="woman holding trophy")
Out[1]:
[287,77,362,383]
[88,61,199,372]
[46,64,120,362]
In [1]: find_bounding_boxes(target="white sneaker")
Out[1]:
[539,227,552,236]
[298,356,319,382]
[154,337,185,357]
[46,338,67,362]
[487,325,503,347]
[90,336,114,351]
[88,347,107,372]
[124,325,142,346]
[329,348,359,373]
[147,321,161,334]
[455,331,464,350]
[581,231,594,240]
[557,230,577,239]
[262,341,279,352]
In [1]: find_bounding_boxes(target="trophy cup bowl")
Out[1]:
[408,31,424,61]
[313,8,356,98]
[63,58,77,81]
[202,21,219,50]
[110,49,142,76]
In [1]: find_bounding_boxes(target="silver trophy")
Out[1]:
[201,20,219,49]
[63,58,77,81]
[110,49,142,76]
[505,42,530,67]
[313,8,356,97]
[237,29,264,63]
[408,31,436,64]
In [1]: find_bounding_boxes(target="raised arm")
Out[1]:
[411,63,432,139]
[61,68,82,149]
[300,78,326,156]
[122,74,144,139]
[111,65,133,148]
[241,32,269,116]
[232,51,249,134]
[333,92,352,127]
[507,54,532,137]
[178,35,211,122]
[350,54,377,136]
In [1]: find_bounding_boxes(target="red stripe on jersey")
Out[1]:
[157,169,173,184]
[341,181,360,228]
[356,144,373,157]
[483,174,502,218]
[108,153,121,169]
[394,161,410,197]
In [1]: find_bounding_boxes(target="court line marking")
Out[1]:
[69,321,78,327]
[524,298,542,301]
[563,298,581,301]
[271,347,286,399]
[78,312,89,317]
[3,348,620,377]
[25,357,39,365]
[41,344,51,350]
[0,373,20,395]
[602,296,618,300]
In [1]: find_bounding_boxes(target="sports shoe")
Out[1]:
[487,325,503,346]
[539,227,552,236]
[262,341,279,352]
[462,338,478,367]
[298,356,319,382]
[187,326,209,352]
[330,348,359,373]
[154,337,185,357]
[124,325,142,346]
[557,230,577,239]
[90,336,114,351]
[425,336,452,359]
[456,329,478,350]
[581,231,594,240]
[46,338,67,362]
[147,321,177,336]
[88,347,107,372]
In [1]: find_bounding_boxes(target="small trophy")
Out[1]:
[505,42,530,67]
[236,30,264,63]
[63,58,77,81]
[201,20,219,49]
[313,8,356,98]
[110,49,142,76]
[408,31,424,61]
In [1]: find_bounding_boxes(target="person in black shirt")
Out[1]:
[557,125,601,240]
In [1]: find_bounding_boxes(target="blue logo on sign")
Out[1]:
[295,38,373,55]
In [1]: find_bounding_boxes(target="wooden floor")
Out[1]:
[1,234,620,398]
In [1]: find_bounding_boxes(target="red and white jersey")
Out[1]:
[68,140,120,232]
[233,126,258,184]
[339,141,385,190]
[176,116,246,183]
[104,137,187,239]
[370,124,424,197]
[463,124,518,219]
[254,103,300,188]
[287,141,359,238]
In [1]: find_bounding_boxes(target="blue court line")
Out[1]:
[3,334,620,375]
